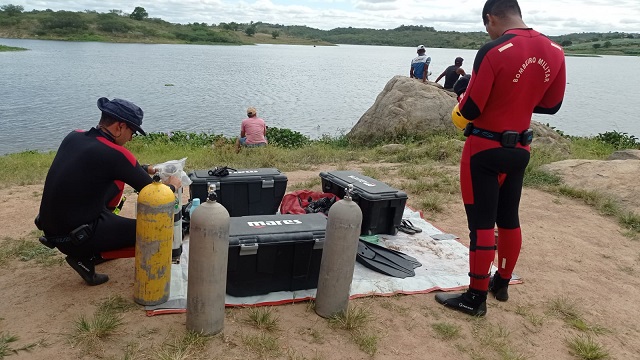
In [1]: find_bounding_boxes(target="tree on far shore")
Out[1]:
[1,4,24,16]
[130,6,148,21]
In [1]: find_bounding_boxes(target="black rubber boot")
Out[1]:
[489,272,510,302]
[91,254,115,265]
[65,256,109,286]
[435,290,487,316]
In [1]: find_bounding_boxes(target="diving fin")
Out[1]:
[363,240,422,270]
[356,240,420,278]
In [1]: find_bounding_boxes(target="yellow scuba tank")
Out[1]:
[133,175,175,306]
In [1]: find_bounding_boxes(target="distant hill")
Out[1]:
[1,5,638,55]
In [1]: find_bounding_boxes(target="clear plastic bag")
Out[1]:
[153,157,192,187]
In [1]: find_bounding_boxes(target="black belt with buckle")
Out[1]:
[464,123,533,148]
[35,214,94,248]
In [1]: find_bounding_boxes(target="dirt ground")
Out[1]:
[1,168,639,360]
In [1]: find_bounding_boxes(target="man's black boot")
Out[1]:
[489,272,510,302]
[65,256,109,286]
[91,254,114,265]
[435,289,487,316]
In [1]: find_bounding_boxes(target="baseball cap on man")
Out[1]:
[417,45,426,51]
[455,57,464,64]
[247,107,257,116]
[97,97,146,135]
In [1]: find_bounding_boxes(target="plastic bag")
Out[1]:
[153,157,192,187]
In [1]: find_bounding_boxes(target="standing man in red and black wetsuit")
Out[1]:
[435,0,566,316]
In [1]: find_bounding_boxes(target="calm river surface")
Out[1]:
[1,38,639,155]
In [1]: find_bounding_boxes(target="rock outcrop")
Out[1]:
[540,158,640,214]
[347,76,457,142]
[348,75,570,149]
[608,149,640,160]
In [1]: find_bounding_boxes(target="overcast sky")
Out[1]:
[7,0,640,36]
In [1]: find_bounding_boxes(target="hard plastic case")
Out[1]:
[188,168,287,217]
[319,170,407,235]
[226,213,327,297]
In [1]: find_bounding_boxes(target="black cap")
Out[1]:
[97,97,146,135]
[455,57,464,64]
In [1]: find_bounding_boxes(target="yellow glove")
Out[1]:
[451,104,471,131]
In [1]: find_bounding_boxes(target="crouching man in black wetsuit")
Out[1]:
[434,0,566,316]
[36,97,181,286]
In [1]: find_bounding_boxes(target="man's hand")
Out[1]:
[142,164,156,175]
[163,175,182,190]
[453,74,471,96]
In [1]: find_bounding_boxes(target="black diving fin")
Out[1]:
[356,240,422,278]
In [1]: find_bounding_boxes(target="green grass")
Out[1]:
[379,299,410,315]
[470,320,529,360]
[0,44,27,51]
[0,231,62,267]
[327,305,371,331]
[2,128,637,240]
[241,332,280,357]
[71,311,123,350]
[514,306,545,328]
[247,307,279,332]
[153,330,211,360]
[97,295,137,314]
[566,335,610,360]
[351,330,378,356]
[547,296,608,334]
[69,296,139,351]
[0,150,56,187]
[552,186,639,234]
[0,332,37,358]
[431,322,461,340]
[547,296,581,320]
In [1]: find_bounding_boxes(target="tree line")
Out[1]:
[1,4,638,54]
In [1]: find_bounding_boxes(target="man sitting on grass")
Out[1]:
[235,106,268,153]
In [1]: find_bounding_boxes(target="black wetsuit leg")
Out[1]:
[462,147,529,292]
[54,210,136,258]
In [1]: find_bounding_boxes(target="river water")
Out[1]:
[1,38,638,155]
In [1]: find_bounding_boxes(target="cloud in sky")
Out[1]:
[8,0,640,35]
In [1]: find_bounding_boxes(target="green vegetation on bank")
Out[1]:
[1,4,638,54]
[0,127,638,236]
[557,32,640,56]
[0,4,330,45]
[0,43,24,50]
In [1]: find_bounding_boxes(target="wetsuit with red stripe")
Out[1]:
[457,28,566,292]
[38,127,152,258]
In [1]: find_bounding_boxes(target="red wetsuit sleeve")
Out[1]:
[458,44,499,120]
[534,57,566,114]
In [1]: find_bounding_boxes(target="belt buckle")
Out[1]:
[520,129,534,146]
[501,131,519,148]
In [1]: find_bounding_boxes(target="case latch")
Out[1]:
[239,243,259,256]
[207,181,220,192]
[313,238,324,250]
[262,179,274,188]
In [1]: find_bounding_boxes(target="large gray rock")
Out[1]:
[347,75,570,148]
[348,76,457,142]
[608,149,640,160]
[540,159,640,214]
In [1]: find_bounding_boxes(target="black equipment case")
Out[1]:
[319,170,407,235]
[227,213,327,297]
[189,168,287,217]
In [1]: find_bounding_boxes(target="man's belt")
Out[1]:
[38,224,94,248]
[464,123,533,148]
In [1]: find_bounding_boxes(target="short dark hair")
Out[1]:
[98,113,119,127]
[482,0,522,25]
